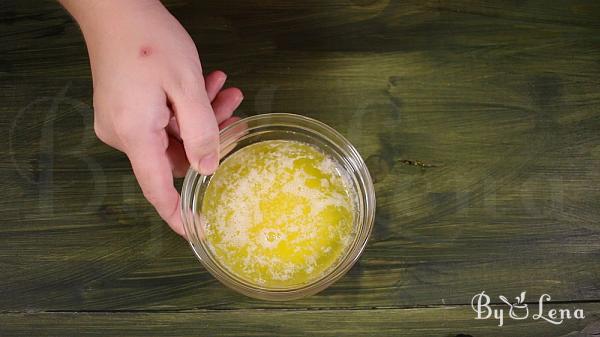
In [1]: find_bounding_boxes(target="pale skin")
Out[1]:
[59,0,243,236]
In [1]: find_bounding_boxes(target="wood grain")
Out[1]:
[1,304,600,337]
[1,0,600,335]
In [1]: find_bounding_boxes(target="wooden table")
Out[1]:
[1,1,599,336]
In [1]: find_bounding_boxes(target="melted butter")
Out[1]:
[201,140,356,288]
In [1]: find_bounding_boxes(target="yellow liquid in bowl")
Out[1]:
[201,140,356,288]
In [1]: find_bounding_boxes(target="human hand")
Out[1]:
[60,0,243,236]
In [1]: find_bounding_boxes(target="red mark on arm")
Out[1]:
[139,45,153,58]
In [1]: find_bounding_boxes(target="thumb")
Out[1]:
[167,77,220,175]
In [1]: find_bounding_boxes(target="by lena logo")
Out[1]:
[471,291,585,327]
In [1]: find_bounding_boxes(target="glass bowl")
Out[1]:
[180,113,375,300]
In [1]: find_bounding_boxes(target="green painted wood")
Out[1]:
[1,0,599,331]
[1,304,600,337]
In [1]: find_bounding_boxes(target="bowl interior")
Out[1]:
[181,113,375,300]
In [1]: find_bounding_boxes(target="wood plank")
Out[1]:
[1,0,599,311]
[1,304,600,337]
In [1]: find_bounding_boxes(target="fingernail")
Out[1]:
[198,152,219,175]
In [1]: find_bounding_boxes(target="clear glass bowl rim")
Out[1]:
[180,113,376,301]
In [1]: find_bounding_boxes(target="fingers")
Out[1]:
[165,98,238,178]
[212,87,244,123]
[166,72,220,176]
[166,116,181,141]
[218,116,244,158]
[219,116,241,130]
[204,70,227,101]
[166,88,241,139]
[127,129,185,236]
[164,74,242,178]
[166,135,189,178]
